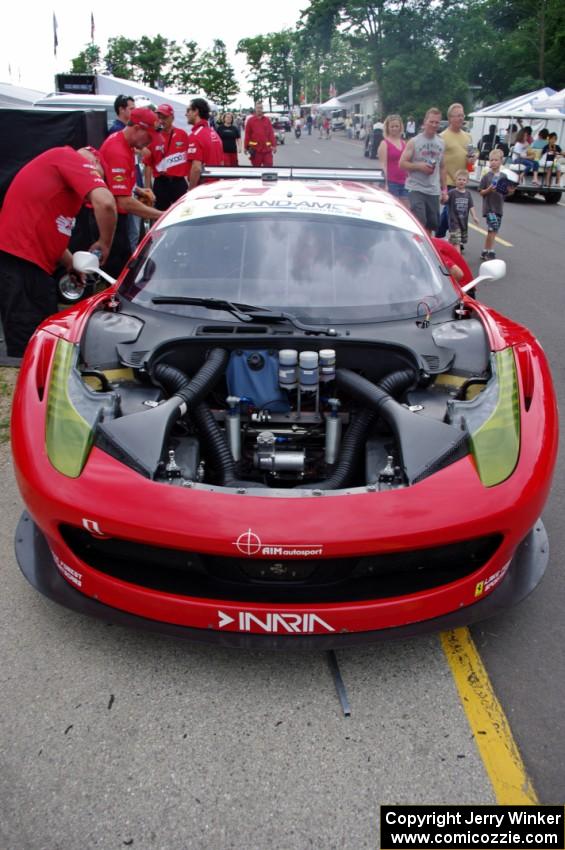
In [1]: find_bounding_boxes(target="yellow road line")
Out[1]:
[441,628,538,804]
[468,222,513,248]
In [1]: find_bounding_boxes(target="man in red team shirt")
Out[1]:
[185,98,224,189]
[0,146,116,357]
[244,101,276,167]
[143,104,189,210]
[100,106,166,278]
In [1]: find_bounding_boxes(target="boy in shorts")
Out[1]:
[479,149,508,259]
[447,169,479,252]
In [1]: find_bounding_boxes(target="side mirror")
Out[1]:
[72,251,116,285]
[461,259,506,293]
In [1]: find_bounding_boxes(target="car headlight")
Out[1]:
[469,348,520,487]
[45,339,117,477]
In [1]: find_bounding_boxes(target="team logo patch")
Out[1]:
[55,215,75,237]
[113,174,125,182]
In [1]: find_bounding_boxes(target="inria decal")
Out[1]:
[218,610,335,634]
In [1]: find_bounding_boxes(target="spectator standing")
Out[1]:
[437,103,475,236]
[143,104,189,210]
[323,115,331,139]
[405,115,416,139]
[446,170,479,253]
[216,112,242,166]
[0,147,116,356]
[399,107,448,234]
[186,98,224,188]
[108,95,135,134]
[377,114,408,202]
[306,114,313,135]
[100,107,165,278]
[479,149,509,259]
[244,101,276,167]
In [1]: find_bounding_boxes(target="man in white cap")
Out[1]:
[144,103,190,210]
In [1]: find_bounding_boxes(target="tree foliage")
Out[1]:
[68,2,565,118]
[70,44,101,74]
[199,40,240,107]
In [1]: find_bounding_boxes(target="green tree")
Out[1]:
[236,35,271,103]
[135,34,171,88]
[104,37,139,80]
[70,43,101,74]
[168,40,203,92]
[199,40,239,107]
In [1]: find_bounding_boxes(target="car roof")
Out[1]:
[157,178,422,234]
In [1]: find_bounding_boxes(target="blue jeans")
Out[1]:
[514,156,539,175]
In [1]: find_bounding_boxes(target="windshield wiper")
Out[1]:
[151,296,339,336]
[151,296,255,322]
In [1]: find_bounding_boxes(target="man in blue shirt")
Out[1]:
[108,95,135,135]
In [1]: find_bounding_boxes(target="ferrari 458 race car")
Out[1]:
[12,167,558,647]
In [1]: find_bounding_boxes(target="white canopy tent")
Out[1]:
[532,88,565,110]
[0,81,46,109]
[94,74,219,132]
[469,87,565,148]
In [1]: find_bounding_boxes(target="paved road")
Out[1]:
[279,131,565,804]
[0,132,563,850]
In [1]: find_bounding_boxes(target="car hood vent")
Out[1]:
[197,325,270,335]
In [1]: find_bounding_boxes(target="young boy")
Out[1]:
[479,149,508,260]
[447,169,479,252]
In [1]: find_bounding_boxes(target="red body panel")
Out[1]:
[11,306,559,636]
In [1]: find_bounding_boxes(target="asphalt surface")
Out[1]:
[1,131,563,849]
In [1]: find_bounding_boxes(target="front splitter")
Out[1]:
[15,512,549,649]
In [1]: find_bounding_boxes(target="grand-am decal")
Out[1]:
[474,561,511,597]
[233,529,323,558]
[51,550,83,588]
[214,200,361,216]
[217,610,335,633]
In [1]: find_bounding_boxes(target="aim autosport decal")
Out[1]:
[233,529,323,558]
[218,610,335,634]
[474,561,511,598]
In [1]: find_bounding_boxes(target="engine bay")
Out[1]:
[84,333,490,493]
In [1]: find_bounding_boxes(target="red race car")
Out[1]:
[12,168,558,647]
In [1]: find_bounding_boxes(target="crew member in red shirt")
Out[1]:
[431,237,474,287]
[144,104,189,210]
[244,101,276,167]
[185,98,224,189]
[0,147,116,357]
[100,107,166,278]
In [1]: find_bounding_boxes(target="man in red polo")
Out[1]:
[0,146,116,357]
[100,106,166,278]
[244,101,276,167]
[185,98,224,189]
[144,104,189,210]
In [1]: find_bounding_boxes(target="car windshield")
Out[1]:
[119,213,456,323]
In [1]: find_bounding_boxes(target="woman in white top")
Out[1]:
[512,128,540,185]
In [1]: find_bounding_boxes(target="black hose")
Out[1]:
[153,348,229,407]
[153,355,263,488]
[299,369,416,490]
